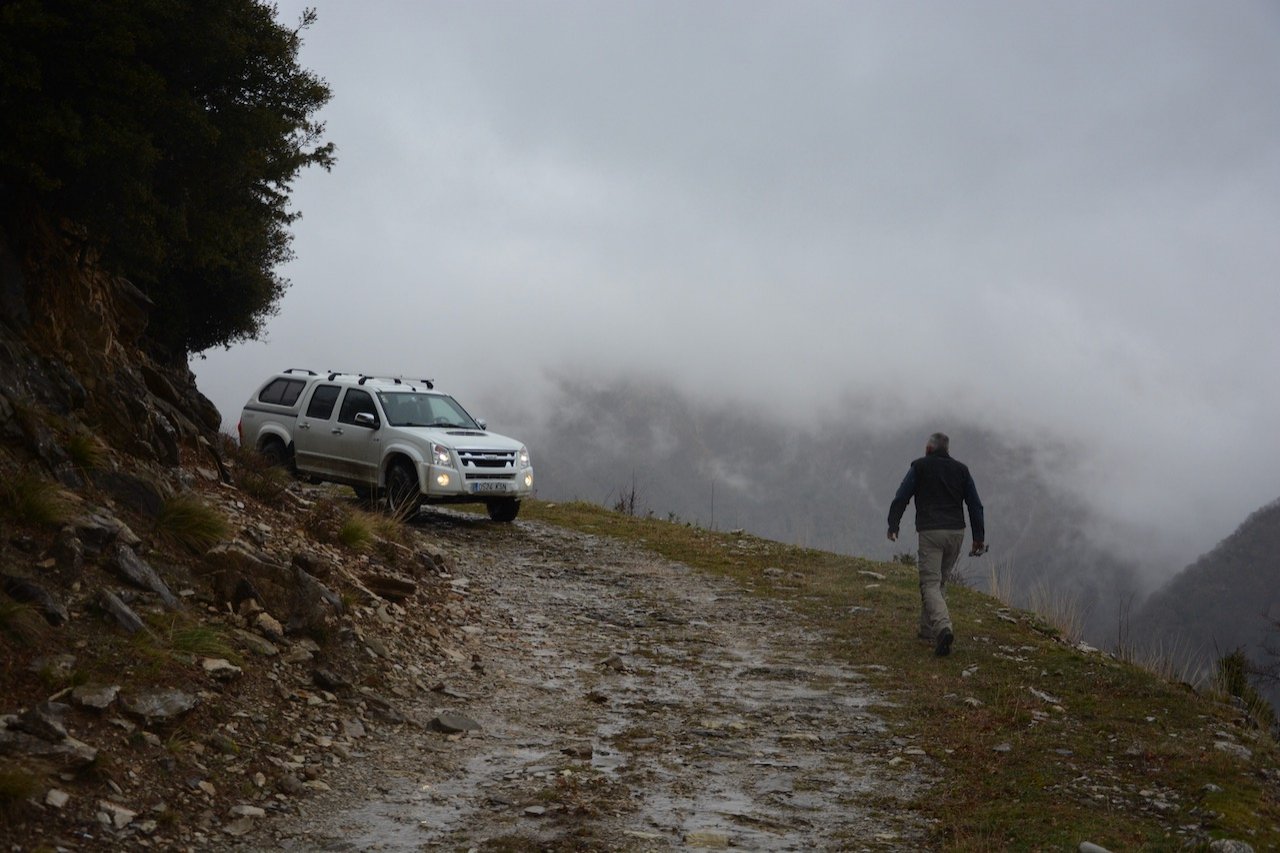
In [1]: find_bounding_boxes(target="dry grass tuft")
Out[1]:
[66,432,107,471]
[156,495,229,553]
[0,472,72,526]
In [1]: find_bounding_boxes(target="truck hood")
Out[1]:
[401,427,524,450]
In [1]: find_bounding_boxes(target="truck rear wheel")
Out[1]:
[385,462,422,518]
[487,498,520,522]
[260,437,289,469]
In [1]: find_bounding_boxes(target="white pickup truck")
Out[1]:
[237,370,533,521]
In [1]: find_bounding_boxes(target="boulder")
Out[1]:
[1,573,70,625]
[121,688,197,723]
[108,543,179,609]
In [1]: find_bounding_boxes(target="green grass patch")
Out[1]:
[521,500,1280,850]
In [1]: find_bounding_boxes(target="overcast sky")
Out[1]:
[194,0,1280,566]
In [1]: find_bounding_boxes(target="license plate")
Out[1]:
[470,482,510,493]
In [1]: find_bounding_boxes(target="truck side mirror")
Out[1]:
[476,418,487,431]
[354,412,378,429]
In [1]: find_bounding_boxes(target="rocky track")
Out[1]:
[224,512,930,851]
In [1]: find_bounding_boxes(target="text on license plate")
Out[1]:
[471,482,511,493]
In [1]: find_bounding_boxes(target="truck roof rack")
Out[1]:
[320,371,435,390]
[282,368,317,376]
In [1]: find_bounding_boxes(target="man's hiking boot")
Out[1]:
[934,627,954,657]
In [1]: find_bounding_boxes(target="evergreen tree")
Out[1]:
[0,0,334,356]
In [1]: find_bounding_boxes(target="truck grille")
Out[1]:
[464,473,516,481]
[458,449,516,469]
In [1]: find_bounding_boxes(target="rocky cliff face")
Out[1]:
[0,216,222,471]
[0,217,465,848]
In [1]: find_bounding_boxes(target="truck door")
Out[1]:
[327,388,383,485]
[293,383,342,476]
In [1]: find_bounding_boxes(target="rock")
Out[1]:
[109,543,179,609]
[288,568,344,634]
[121,688,197,723]
[429,711,482,734]
[229,804,265,818]
[233,628,278,657]
[29,654,76,678]
[100,590,147,634]
[685,830,730,848]
[562,741,593,759]
[252,611,284,641]
[363,572,416,603]
[75,509,142,553]
[524,805,547,817]
[201,658,243,682]
[0,726,98,769]
[54,527,85,574]
[342,718,366,739]
[92,469,170,518]
[98,799,136,829]
[277,774,307,796]
[857,570,887,580]
[0,573,70,625]
[45,788,70,809]
[222,817,257,837]
[312,668,352,693]
[1214,740,1252,761]
[1208,842,1255,853]
[1079,844,1114,853]
[13,700,70,741]
[992,742,1012,753]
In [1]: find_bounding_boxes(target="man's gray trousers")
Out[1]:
[917,529,965,639]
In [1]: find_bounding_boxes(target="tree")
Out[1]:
[0,0,334,356]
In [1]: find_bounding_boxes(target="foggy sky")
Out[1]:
[193,1,1280,571]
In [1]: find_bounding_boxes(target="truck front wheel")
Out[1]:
[385,462,422,518]
[487,498,520,522]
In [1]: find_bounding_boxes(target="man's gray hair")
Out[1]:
[927,432,950,453]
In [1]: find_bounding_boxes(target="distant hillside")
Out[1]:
[484,376,1146,645]
[1133,496,1280,702]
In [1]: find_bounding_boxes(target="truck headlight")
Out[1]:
[518,446,531,468]
[430,443,452,467]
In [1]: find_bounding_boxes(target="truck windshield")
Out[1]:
[378,392,480,430]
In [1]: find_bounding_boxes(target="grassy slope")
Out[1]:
[514,500,1280,851]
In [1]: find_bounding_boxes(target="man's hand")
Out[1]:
[969,541,988,557]
[887,530,898,542]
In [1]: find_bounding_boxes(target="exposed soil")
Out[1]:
[213,511,932,851]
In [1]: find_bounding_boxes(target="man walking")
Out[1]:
[887,432,986,657]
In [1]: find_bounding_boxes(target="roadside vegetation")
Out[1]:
[516,499,1280,851]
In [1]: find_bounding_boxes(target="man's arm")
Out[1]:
[887,467,916,540]
[964,472,985,546]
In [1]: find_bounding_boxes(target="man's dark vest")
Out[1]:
[910,452,971,532]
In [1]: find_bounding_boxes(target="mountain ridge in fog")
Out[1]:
[483,375,1152,645]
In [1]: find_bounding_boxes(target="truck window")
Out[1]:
[258,378,306,406]
[338,389,378,426]
[306,385,341,420]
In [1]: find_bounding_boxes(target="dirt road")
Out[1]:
[237,513,931,851]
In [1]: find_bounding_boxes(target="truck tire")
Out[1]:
[487,498,520,522]
[260,438,288,468]
[385,461,422,518]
